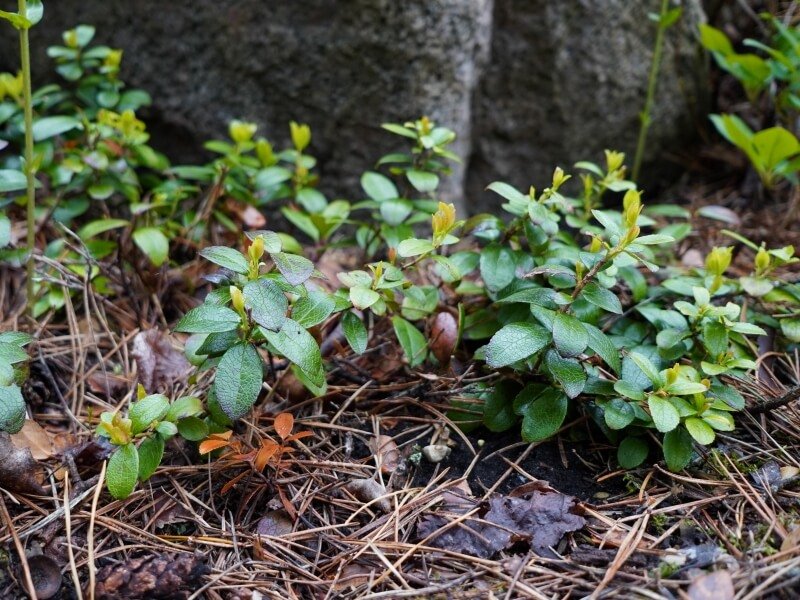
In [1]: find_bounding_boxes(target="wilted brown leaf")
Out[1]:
[344,479,391,513]
[256,509,294,537]
[372,434,400,474]
[430,311,458,365]
[0,432,46,495]
[416,485,585,559]
[687,570,734,600]
[132,329,191,393]
[225,199,266,228]
[10,420,54,460]
[27,554,61,600]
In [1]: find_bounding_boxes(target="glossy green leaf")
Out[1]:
[663,427,693,471]
[176,416,209,441]
[243,279,287,331]
[133,227,169,267]
[685,417,715,445]
[342,311,368,354]
[175,304,241,333]
[544,349,586,399]
[521,388,568,441]
[272,252,314,286]
[32,115,82,141]
[262,319,324,386]
[581,282,623,314]
[129,394,170,434]
[485,322,549,368]
[552,312,588,358]
[391,316,427,368]
[137,435,164,481]
[407,169,439,193]
[361,171,398,201]
[0,170,26,193]
[480,243,516,292]
[648,395,680,432]
[291,291,335,328]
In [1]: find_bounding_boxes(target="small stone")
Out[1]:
[422,444,452,463]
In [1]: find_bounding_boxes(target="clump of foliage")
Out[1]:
[0,331,33,433]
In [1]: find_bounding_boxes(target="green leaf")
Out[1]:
[480,243,516,292]
[780,318,800,342]
[391,316,428,368]
[613,380,645,401]
[379,199,414,226]
[196,330,239,357]
[272,252,314,286]
[581,282,623,314]
[618,437,649,469]
[0,342,28,365]
[485,322,550,368]
[292,291,335,328]
[664,381,708,396]
[699,24,733,55]
[165,396,204,422]
[486,181,527,204]
[604,398,636,430]
[137,435,164,481]
[648,395,680,432]
[483,381,519,432]
[521,388,568,442]
[262,319,324,386]
[752,126,800,172]
[381,123,417,139]
[397,238,434,258]
[350,286,380,310]
[342,311,368,354]
[77,218,129,240]
[708,384,745,410]
[0,169,26,193]
[200,246,249,274]
[584,324,621,374]
[0,213,10,248]
[133,227,169,267]
[25,1,44,26]
[552,312,588,358]
[407,170,439,193]
[243,279,288,331]
[107,443,139,499]
[214,343,263,420]
[685,417,715,445]
[0,385,26,433]
[175,304,241,333]
[129,394,170,434]
[361,171,398,201]
[628,352,662,388]
[176,416,209,441]
[663,427,693,471]
[32,115,82,141]
[544,350,586,399]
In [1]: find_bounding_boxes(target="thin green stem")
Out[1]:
[632,0,670,182]
[18,0,36,318]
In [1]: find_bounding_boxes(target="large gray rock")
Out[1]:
[0,0,706,214]
[466,0,708,210]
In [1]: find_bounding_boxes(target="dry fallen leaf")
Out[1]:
[27,554,61,600]
[371,434,400,474]
[416,485,585,559]
[10,420,54,460]
[687,570,734,600]
[344,479,392,513]
[0,432,46,495]
[256,509,294,537]
[430,311,458,365]
[132,329,192,393]
[781,527,800,555]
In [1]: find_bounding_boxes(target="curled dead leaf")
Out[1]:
[430,311,458,365]
[371,434,400,474]
[0,432,46,495]
[256,509,294,537]
[10,420,54,460]
[343,479,391,513]
[687,570,734,600]
[132,329,191,393]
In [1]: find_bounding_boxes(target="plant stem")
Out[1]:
[632,0,670,182]
[18,0,35,318]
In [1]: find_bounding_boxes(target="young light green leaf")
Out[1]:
[32,115,82,141]
[137,435,165,481]
[485,323,550,368]
[243,279,288,331]
[0,170,26,193]
[684,417,715,445]
[200,246,249,274]
[397,238,434,258]
[129,394,170,434]
[361,171,398,201]
[214,343,263,419]
[350,286,380,310]
[391,316,427,368]
[77,218,129,240]
[648,396,680,432]
[407,169,439,193]
[165,396,204,422]
[342,311,368,354]
[133,227,169,267]
[106,443,139,499]
[175,304,241,333]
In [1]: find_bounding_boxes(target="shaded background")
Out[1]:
[0,0,709,213]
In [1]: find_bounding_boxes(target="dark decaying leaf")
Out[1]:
[416,483,585,559]
[0,432,46,495]
[26,554,61,600]
[430,311,458,365]
[256,509,294,537]
[132,329,192,393]
[94,553,208,600]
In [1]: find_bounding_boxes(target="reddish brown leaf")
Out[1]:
[0,432,46,495]
[254,441,279,471]
[430,311,458,365]
[132,329,191,393]
[274,413,294,440]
